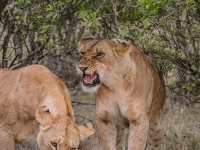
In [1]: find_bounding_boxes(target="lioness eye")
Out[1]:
[95,51,105,59]
[44,109,50,113]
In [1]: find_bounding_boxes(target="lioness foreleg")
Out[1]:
[96,118,117,150]
[128,115,149,150]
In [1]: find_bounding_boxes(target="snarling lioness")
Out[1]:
[78,38,165,150]
[0,65,80,150]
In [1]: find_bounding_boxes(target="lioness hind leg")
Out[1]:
[0,129,15,150]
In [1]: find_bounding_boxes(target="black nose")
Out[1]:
[50,141,58,149]
[79,64,88,71]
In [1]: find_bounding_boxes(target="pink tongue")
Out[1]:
[83,74,97,84]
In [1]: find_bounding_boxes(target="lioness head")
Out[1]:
[36,104,80,150]
[78,38,133,92]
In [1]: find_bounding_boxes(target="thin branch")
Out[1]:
[8,54,18,68]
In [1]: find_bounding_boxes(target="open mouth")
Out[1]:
[82,73,100,87]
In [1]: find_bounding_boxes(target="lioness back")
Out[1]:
[0,65,61,119]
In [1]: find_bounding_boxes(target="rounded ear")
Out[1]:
[110,39,133,58]
[79,37,94,46]
[126,39,135,46]
[112,46,130,59]
[79,29,95,46]
[79,29,101,49]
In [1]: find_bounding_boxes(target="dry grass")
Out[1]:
[16,92,200,150]
[158,98,200,150]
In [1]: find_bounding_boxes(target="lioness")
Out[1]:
[0,65,80,150]
[78,38,165,150]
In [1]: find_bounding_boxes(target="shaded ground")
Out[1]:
[16,90,200,150]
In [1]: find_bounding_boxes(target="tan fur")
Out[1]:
[0,65,80,150]
[78,123,95,142]
[79,39,165,150]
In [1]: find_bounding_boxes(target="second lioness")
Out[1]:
[78,39,165,150]
[0,65,80,150]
